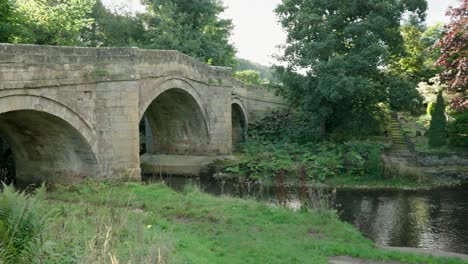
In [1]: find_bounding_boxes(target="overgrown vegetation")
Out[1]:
[223,110,394,190]
[2,182,465,263]
[228,140,386,183]
[0,184,49,263]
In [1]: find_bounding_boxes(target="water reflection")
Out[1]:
[335,188,468,254]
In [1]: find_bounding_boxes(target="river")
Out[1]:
[148,176,468,254]
[335,187,468,254]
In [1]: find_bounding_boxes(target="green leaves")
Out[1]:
[141,0,236,66]
[13,0,96,45]
[275,0,428,136]
[0,184,49,263]
[226,139,385,183]
[234,70,263,85]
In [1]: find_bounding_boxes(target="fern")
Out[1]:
[0,184,48,264]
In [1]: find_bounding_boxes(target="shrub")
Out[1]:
[234,70,263,85]
[0,184,49,263]
[427,91,447,147]
[448,110,468,148]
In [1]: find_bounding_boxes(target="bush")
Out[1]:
[448,110,468,148]
[227,140,386,183]
[330,106,387,142]
[427,91,447,147]
[0,184,49,263]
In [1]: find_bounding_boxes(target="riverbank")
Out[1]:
[324,176,466,191]
[210,171,467,192]
[26,181,467,263]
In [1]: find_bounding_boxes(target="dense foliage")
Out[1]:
[1,0,236,67]
[141,0,236,66]
[0,184,49,263]
[428,92,447,147]
[448,110,468,148]
[436,0,467,111]
[228,111,388,183]
[81,0,145,47]
[0,0,15,42]
[234,70,263,85]
[275,0,427,139]
[236,58,274,81]
[227,139,385,184]
[390,16,443,83]
[11,0,95,45]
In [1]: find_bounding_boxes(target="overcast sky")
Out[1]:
[103,0,460,66]
[221,0,458,66]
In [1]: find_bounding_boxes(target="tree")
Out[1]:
[12,0,95,45]
[428,91,447,147]
[436,0,467,112]
[236,58,274,81]
[390,15,442,82]
[275,0,427,138]
[141,0,236,66]
[234,70,262,85]
[81,0,145,47]
[0,0,14,42]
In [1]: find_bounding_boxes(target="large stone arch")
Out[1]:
[0,95,99,186]
[139,78,210,155]
[231,97,249,147]
[139,77,208,123]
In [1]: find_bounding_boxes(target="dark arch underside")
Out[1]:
[142,88,210,155]
[232,103,246,148]
[0,110,98,186]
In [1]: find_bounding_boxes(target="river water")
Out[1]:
[149,176,468,254]
[335,187,468,254]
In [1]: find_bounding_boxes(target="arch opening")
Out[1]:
[0,110,98,187]
[140,88,210,156]
[231,103,247,149]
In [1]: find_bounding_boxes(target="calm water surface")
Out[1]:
[335,188,468,254]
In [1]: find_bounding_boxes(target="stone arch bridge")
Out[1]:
[0,44,284,185]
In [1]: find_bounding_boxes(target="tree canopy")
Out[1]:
[390,15,443,83]
[12,0,95,45]
[275,0,427,138]
[81,0,145,47]
[1,0,236,67]
[234,70,263,85]
[141,0,236,66]
[436,0,467,112]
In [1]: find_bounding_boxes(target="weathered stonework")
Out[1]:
[0,44,285,185]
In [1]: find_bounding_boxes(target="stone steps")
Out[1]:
[387,114,418,166]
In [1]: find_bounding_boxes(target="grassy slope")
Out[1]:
[42,182,466,263]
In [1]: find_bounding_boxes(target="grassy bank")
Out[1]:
[7,181,465,263]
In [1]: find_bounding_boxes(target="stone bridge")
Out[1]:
[0,44,284,185]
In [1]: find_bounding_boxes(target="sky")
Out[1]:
[103,0,460,66]
[221,0,459,66]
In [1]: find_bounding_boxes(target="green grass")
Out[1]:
[24,181,466,263]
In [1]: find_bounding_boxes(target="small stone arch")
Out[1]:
[231,96,249,147]
[0,95,99,186]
